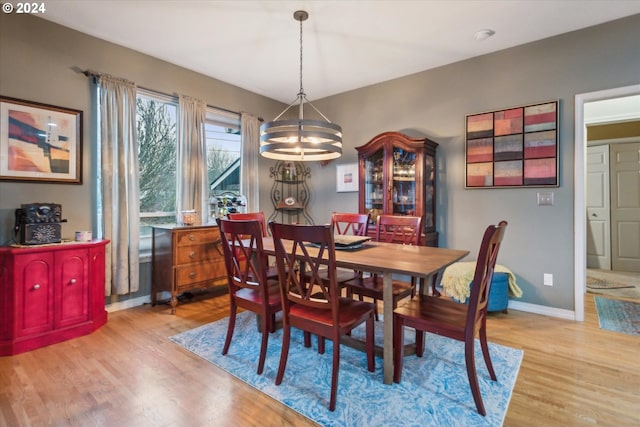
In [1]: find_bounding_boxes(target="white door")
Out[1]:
[611,142,640,272]
[586,145,611,269]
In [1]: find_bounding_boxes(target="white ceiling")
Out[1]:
[39,0,640,103]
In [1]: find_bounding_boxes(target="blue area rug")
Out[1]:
[594,297,640,336]
[170,311,523,427]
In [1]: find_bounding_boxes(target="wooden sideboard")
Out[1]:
[151,225,227,314]
[0,240,109,356]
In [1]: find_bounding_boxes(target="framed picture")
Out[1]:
[336,162,359,192]
[0,96,83,183]
[465,100,558,188]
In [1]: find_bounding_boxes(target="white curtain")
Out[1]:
[240,112,260,211]
[177,95,207,222]
[98,75,140,296]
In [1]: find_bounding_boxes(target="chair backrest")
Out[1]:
[376,214,422,245]
[330,212,370,236]
[216,217,270,296]
[269,222,339,313]
[466,220,508,334]
[228,212,268,237]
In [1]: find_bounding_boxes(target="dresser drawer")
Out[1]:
[175,242,223,265]
[175,228,221,247]
[175,260,226,288]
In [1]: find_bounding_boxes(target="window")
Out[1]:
[137,91,178,237]
[205,110,242,197]
[136,90,242,245]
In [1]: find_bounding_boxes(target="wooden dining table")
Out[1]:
[261,238,469,384]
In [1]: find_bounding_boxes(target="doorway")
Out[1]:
[575,85,640,321]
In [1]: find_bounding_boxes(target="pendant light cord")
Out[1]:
[299,15,304,97]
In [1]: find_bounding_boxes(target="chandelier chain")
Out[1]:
[299,14,304,96]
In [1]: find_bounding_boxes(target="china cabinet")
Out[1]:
[268,161,314,224]
[356,131,438,246]
[0,240,109,355]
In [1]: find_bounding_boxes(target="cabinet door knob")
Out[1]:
[189,272,196,279]
[33,284,41,290]
[70,278,77,284]
[189,251,196,258]
[188,234,196,241]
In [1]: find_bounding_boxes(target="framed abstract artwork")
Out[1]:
[465,100,558,188]
[0,96,83,183]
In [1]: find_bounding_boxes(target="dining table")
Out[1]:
[261,237,469,384]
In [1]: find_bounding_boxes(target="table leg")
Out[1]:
[383,271,393,384]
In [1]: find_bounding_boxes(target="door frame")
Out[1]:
[574,84,640,321]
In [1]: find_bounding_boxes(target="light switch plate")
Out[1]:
[537,192,554,206]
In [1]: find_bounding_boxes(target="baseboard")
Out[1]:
[106,295,150,313]
[105,292,578,320]
[508,300,577,320]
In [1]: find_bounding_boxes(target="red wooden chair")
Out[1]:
[345,214,422,319]
[269,221,375,411]
[310,212,371,287]
[393,221,508,416]
[227,211,268,236]
[331,212,370,237]
[228,211,278,280]
[216,218,282,375]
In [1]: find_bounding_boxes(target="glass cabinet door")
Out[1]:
[363,147,384,224]
[391,147,416,216]
[424,154,435,231]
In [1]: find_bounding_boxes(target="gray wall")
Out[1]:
[2,11,639,311]
[306,14,640,310]
[0,13,284,304]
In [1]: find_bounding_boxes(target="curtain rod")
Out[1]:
[77,67,262,121]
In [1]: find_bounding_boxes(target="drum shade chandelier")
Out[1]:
[260,10,342,162]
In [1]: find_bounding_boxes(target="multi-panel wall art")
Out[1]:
[465,100,558,188]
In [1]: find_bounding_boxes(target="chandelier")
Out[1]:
[260,10,342,162]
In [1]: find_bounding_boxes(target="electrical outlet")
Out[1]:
[544,273,553,286]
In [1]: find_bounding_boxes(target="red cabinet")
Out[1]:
[0,240,109,355]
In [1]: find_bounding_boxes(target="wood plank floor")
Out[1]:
[1,291,639,427]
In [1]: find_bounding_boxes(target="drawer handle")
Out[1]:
[189,251,196,259]
[33,284,41,290]
[70,278,77,285]
[188,234,196,241]
[189,272,197,279]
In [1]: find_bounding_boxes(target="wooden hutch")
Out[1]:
[356,131,438,246]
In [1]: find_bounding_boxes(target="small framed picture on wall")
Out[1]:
[336,162,359,192]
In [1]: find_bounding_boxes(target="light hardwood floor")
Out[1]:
[1,291,638,427]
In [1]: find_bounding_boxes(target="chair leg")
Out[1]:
[465,338,486,416]
[303,331,311,348]
[318,336,326,354]
[275,325,291,386]
[222,303,237,355]
[415,330,425,357]
[270,313,277,333]
[393,315,404,383]
[366,314,375,372]
[257,312,269,375]
[329,338,340,411]
[479,324,497,381]
[431,273,441,297]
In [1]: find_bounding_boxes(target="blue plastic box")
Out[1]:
[470,272,509,313]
